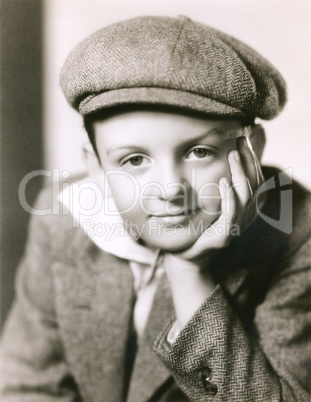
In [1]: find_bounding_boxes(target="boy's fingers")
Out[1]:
[228,149,250,207]
[253,151,265,186]
[177,177,238,258]
[253,152,266,211]
[214,177,237,248]
[228,146,263,232]
[219,176,237,223]
[237,136,258,192]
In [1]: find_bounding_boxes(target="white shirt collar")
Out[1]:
[58,175,157,265]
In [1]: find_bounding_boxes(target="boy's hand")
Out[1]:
[163,136,265,328]
[165,135,264,264]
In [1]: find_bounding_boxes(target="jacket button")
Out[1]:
[203,381,218,396]
[198,366,212,381]
[198,367,217,395]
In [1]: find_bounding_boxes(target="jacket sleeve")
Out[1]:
[0,188,81,401]
[154,238,311,401]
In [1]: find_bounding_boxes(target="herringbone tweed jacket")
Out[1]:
[0,167,310,401]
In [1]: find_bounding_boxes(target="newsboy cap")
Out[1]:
[60,15,287,120]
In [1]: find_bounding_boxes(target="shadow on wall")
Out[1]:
[0,0,43,329]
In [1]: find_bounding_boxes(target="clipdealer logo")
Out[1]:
[18,167,293,235]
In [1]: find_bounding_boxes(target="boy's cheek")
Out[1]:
[107,174,140,212]
[195,160,231,213]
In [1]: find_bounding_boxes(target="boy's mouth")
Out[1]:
[151,209,199,217]
[148,208,200,225]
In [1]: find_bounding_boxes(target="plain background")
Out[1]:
[0,0,310,327]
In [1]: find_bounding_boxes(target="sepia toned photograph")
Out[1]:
[0,0,310,400]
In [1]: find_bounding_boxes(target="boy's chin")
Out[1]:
[137,215,219,252]
[140,232,200,253]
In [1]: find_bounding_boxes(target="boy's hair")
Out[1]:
[83,104,255,162]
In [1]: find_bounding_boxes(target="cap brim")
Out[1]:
[79,87,247,117]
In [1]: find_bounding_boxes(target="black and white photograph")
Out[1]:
[0,0,310,400]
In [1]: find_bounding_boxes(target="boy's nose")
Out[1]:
[155,164,190,200]
[161,180,187,200]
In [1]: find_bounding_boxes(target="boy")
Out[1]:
[0,15,310,401]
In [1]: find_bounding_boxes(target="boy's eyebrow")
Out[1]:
[179,127,242,148]
[106,127,243,156]
[106,145,146,156]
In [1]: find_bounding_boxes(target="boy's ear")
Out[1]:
[249,124,266,161]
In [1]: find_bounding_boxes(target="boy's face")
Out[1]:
[94,110,244,251]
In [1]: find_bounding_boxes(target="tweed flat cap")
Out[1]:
[60,15,287,120]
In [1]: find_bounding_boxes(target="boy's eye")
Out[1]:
[128,156,143,166]
[120,154,151,169]
[186,147,215,160]
[193,148,208,158]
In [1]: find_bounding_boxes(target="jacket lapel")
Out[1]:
[127,273,174,402]
[125,261,249,402]
[52,244,135,402]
